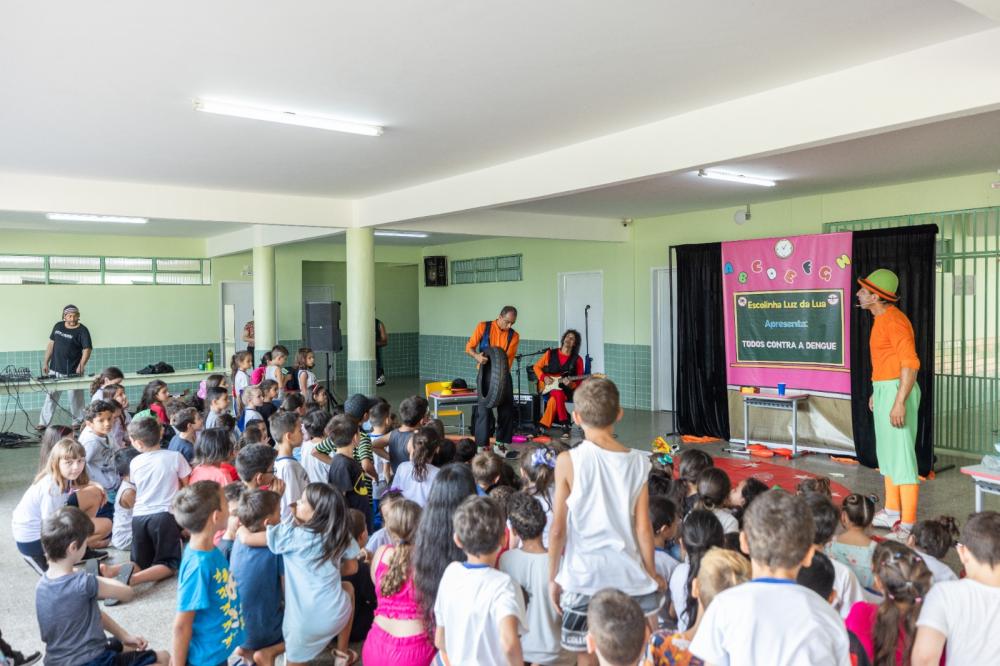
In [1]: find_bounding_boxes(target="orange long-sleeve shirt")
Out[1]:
[870,306,921,381]
[466,320,520,368]
[533,349,585,388]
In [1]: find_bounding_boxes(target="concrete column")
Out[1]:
[346,227,376,395]
[252,245,276,358]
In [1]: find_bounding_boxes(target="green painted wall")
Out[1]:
[0,231,213,351]
[302,260,419,333]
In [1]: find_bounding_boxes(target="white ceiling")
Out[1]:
[0,1,991,200]
[505,109,1000,218]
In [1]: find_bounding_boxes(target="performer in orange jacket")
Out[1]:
[534,329,585,432]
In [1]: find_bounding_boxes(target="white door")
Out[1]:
[558,271,604,374]
[652,268,678,412]
[220,281,254,363]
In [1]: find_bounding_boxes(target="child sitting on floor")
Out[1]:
[78,400,120,518]
[393,426,440,507]
[519,446,559,548]
[471,451,504,495]
[669,510,724,633]
[802,493,865,619]
[168,406,202,464]
[434,496,525,666]
[828,493,879,590]
[586,589,647,666]
[363,489,404,560]
[846,541,931,665]
[203,386,231,430]
[549,378,664,662]
[241,385,265,429]
[689,490,849,664]
[647,547,750,666]
[908,515,960,584]
[649,495,681,625]
[694,468,738,534]
[677,449,713,517]
[110,447,140,551]
[189,428,238,486]
[230,489,285,666]
[343,509,377,643]
[37,507,169,666]
[500,492,572,666]
[128,417,191,586]
[912,511,1000,664]
[172,481,245,666]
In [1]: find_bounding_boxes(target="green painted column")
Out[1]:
[346,227,376,395]
[252,245,276,357]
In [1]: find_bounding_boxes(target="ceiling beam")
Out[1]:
[392,210,627,242]
[953,0,1000,24]
[0,172,354,228]
[355,26,1000,226]
[205,225,346,257]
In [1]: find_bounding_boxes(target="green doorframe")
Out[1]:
[825,207,1000,458]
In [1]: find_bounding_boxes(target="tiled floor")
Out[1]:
[0,376,991,660]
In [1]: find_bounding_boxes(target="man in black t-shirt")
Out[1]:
[38,304,93,429]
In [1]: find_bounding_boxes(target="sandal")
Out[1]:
[104,562,135,606]
[331,648,358,666]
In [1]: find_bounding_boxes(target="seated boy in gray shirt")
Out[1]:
[35,506,169,666]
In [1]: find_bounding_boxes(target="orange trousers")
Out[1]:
[539,389,570,428]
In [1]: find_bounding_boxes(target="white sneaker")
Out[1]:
[871,510,900,530]
[884,524,912,542]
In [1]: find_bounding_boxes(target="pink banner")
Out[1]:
[721,232,853,396]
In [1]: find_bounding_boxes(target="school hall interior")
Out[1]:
[2,1,1000,661]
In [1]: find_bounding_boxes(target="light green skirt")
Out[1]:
[872,379,921,485]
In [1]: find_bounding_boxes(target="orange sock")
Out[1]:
[884,477,901,513]
[900,484,919,525]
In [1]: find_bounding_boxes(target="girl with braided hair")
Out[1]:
[845,541,932,665]
[361,499,434,666]
[519,445,559,547]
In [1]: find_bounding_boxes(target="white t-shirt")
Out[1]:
[265,365,283,394]
[554,440,656,596]
[111,480,135,550]
[917,578,1000,665]
[274,455,309,523]
[916,550,958,585]
[528,489,555,549]
[690,579,850,666]
[300,439,330,485]
[499,549,573,666]
[366,527,392,555]
[243,408,263,426]
[393,462,440,507]
[434,561,526,666]
[11,476,70,543]
[655,548,681,624]
[713,508,739,534]
[234,370,250,403]
[831,557,865,619]
[669,562,693,631]
[131,449,191,516]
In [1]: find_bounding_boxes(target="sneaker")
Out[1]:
[493,443,520,460]
[82,547,109,561]
[871,510,900,530]
[375,374,386,386]
[884,523,912,542]
[12,652,42,666]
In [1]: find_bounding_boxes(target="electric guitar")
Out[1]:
[540,373,605,395]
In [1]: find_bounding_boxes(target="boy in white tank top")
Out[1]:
[548,377,665,664]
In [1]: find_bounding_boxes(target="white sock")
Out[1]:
[884,508,900,516]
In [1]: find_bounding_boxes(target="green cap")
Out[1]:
[858,268,899,302]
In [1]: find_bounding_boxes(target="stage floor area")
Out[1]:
[0,376,988,659]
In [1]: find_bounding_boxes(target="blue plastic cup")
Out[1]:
[777,382,786,396]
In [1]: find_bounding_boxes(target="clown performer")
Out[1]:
[856,269,921,539]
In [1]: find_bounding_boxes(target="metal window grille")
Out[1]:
[450,254,522,285]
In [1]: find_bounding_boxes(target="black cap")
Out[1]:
[344,393,378,420]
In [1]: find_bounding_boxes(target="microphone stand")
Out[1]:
[514,349,547,435]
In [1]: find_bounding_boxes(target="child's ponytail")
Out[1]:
[519,446,558,511]
[380,499,422,597]
[680,509,725,629]
[410,426,440,482]
[872,542,932,666]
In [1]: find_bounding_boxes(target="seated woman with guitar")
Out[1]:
[533,329,586,431]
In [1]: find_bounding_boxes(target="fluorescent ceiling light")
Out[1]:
[374,231,428,238]
[194,99,383,137]
[47,213,148,224]
[698,169,776,187]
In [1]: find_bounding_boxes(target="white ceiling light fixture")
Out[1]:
[194,99,384,137]
[698,169,776,187]
[47,213,148,224]
[374,231,429,238]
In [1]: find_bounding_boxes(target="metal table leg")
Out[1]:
[791,400,798,458]
[744,399,750,449]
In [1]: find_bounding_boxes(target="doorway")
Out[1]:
[220,282,253,366]
[558,271,604,374]
[651,267,678,412]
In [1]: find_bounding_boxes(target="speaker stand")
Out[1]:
[324,351,342,405]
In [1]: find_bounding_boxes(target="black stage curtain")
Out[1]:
[674,242,730,440]
[850,225,938,476]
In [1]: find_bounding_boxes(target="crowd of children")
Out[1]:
[9,364,1000,666]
